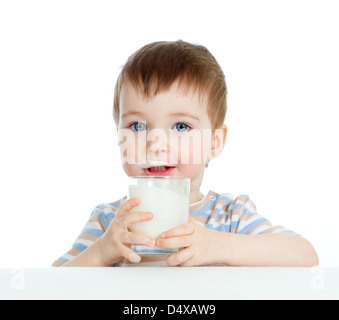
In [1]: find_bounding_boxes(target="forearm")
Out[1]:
[219,232,319,267]
[60,238,118,267]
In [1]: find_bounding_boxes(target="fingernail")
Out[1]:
[148,239,155,246]
[161,233,167,239]
[147,213,153,219]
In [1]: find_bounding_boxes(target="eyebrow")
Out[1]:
[121,111,200,122]
[121,111,145,118]
[170,112,200,122]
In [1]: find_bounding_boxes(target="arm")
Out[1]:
[61,237,109,267]
[57,198,156,267]
[156,217,319,267]
[217,232,319,267]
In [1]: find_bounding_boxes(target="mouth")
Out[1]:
[143,166,175,176]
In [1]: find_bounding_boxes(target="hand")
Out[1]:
[156,216,224,267]
[98,198,155,266]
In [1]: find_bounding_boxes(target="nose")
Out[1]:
[146,128,169,158]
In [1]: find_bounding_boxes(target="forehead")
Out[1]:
[120,80,209,117]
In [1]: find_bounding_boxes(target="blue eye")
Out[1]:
[130,122,147,132]
[173,123,191,132]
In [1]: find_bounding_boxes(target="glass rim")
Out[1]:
[128,176,190,181]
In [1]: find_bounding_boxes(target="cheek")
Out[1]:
[118,129,135,164]
[119,143,136,165]
[179,163,204,174]
[175,131,210,165]
[118,130,147,165]
[122,163,142,177]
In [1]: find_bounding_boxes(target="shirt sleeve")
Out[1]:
[228,195,296,235]
[52,199,125,267]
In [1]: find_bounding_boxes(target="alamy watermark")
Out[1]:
[117,128,224,165]
[10,268,25,290]
[310,266,325,290]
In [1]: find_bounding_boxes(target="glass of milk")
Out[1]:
[128,176,190,255]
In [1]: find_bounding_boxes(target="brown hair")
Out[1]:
[113,40,227,130]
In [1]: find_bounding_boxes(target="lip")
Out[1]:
[143,167,175,176]
[138,161,172,169]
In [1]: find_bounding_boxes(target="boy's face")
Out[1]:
[117,81,226,201]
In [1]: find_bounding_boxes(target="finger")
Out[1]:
[121,232,156,247]
[166,247,194,267]
[124,211,153,227]
[117,198,141,217]
[160,222,195,239]
[157,235,193,249]
[119,243,141,264]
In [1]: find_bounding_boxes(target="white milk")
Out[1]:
[129,183,189,239]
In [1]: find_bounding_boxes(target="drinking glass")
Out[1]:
[128,176,190,255]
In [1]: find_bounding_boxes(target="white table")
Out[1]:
[0,267,338,300]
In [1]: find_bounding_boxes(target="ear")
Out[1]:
[210,124,227,160]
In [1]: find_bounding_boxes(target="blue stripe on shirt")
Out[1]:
[190,199,216,219]
[82,228,104,237]
[233,203,242,210]
[237,218,267,234]
[218,195,232,206]
[95,211,110,228]
[72,242,87,252]
[206,224,225,232]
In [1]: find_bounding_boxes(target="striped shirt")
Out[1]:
[52,190,295,267]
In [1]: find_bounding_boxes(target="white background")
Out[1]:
[0,0,338,268]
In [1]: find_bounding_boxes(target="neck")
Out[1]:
[189,190,204,204]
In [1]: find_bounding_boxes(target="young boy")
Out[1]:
[53,40,318,267]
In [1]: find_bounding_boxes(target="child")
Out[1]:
[53,40,318,267]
